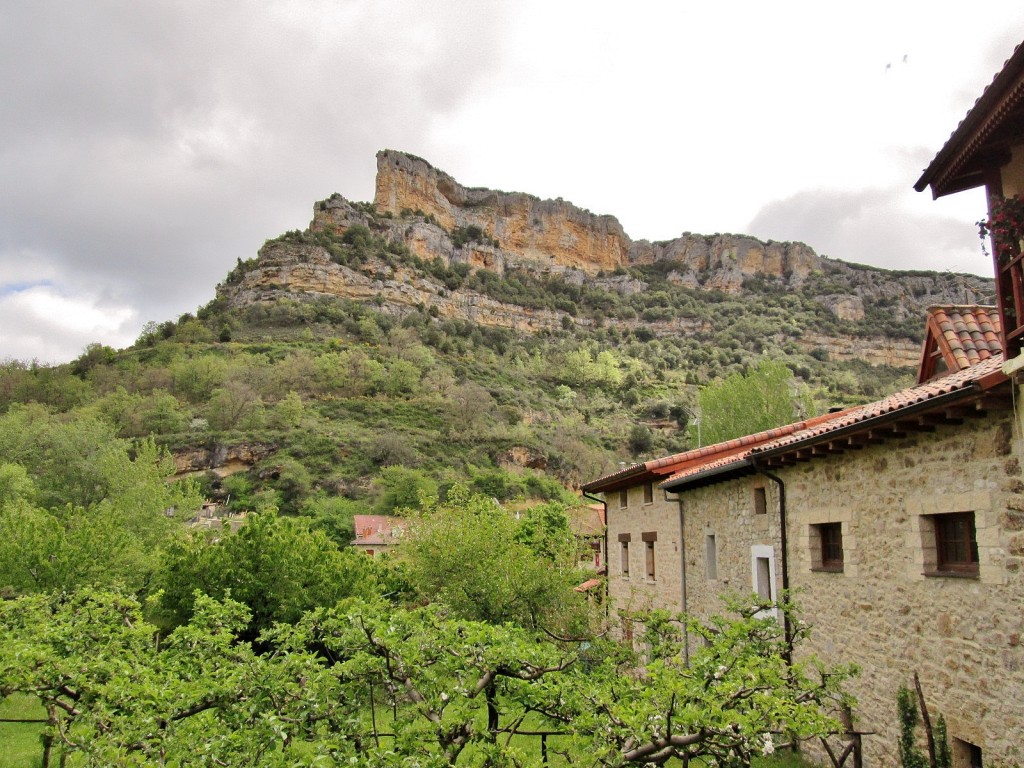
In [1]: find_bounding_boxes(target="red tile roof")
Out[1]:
[582,413,847,493]
[352,515,407,546]
[574,577,603,593]
[918,306,1001,382]
[660,355,1008,489]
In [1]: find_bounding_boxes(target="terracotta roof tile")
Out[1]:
[352,514,407,545]
[661,356,1007,487]
[582,418,845,492]
[921,306,1001,380]
[574,577,603,593]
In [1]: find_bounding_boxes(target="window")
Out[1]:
[750,545,778,618]
[755,557,772,600]
[643,482,654,504]
[936,513,979,574]
[705,534,718,580]
[922,512,979,577]
[642,532,657,580]
[753,486,767,515]
[810,522,844,572]
[619,489,628,509]
[618,533,631,577]
[953,738,983,768]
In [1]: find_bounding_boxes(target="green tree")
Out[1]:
[0,408,201,594]
[698,359,814,445]
[155,510,377,638]
[403,485,589,633]
[374,464,438,514]
[0,590,855,767]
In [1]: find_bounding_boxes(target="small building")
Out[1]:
[351,514,407,557]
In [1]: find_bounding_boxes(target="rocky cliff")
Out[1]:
[373,150,629,273]
[369,149,821,287]
[217,149,996,370]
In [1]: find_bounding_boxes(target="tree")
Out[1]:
[155,510,378,639]
[0,590,855,767]
[698,359,813,445]
[373,464,438,514]
[0,408,201,595]
[402,485,590,633]
[543,600,856,766]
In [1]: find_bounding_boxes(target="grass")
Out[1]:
[0,695,48,768]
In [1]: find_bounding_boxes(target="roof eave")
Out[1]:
[750,384,987,463]
[661,458,755,492]
[915,43,1024,197]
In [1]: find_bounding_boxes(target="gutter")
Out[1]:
[750,461,792,666]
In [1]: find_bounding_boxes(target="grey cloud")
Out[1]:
[0,1,509,360]
[746,187,991,277]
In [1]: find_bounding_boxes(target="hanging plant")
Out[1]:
[978,193,1024,267]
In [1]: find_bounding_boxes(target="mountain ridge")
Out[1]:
[215,149,994,371]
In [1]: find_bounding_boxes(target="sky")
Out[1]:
[3,2,1024,364]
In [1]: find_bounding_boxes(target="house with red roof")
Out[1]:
[351,514,407,557]
[584,40,1024,767]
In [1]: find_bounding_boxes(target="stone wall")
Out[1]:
[784,412,1023,767]
[604,409,1024,766]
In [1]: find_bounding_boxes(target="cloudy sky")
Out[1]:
[3,2,1024,364]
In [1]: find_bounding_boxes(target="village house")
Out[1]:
[351,514,407,557]
[584,42,1024,768]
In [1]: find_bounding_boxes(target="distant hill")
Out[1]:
[0,149,996,521]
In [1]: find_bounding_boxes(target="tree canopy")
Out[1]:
[697,359,815,446]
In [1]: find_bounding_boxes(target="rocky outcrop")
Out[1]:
[373,150,629,273]
[173,442,276,477]
[629,235,820,291]
[217,149,996,372]
[369,150,826,291]
[222,239,573,334]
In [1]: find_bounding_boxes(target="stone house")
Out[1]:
[584,307,1020,766]
[583,39,1024,767]
[351,514,407,557]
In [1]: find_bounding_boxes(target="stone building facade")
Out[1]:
[587,37,1024,765]
[585,332,1021,765]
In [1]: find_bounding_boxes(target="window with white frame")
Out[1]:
[750,545,778,618]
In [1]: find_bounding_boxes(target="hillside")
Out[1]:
[0,149,996,522]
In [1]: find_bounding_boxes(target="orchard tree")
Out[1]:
[402,485,590,633]
[155,509,379,638]
[1,590,855,767]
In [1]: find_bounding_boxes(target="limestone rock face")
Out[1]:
[819,295,866,322]
[629,235,819,294]
[217,149,996,373]
[373,150,629,273]
[173,442,275,476]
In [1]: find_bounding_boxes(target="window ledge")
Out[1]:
[810,566,844,574]
[923,569,979,580]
